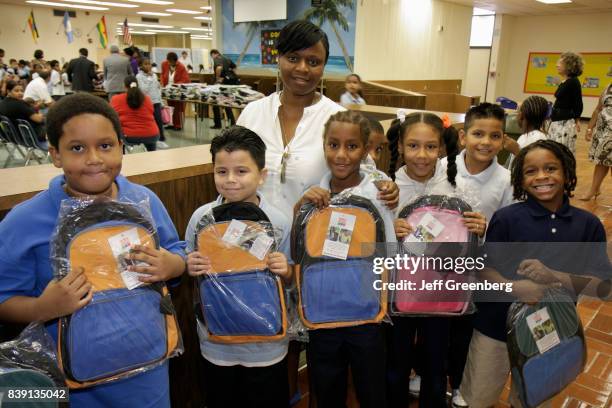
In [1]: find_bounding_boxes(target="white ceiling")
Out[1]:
[1,0,214,26]
[443,0,612,16]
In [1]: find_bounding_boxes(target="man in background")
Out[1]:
[103,45,132,100]
[67,48,96,92]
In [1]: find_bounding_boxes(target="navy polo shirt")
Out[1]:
[473,195,608,342]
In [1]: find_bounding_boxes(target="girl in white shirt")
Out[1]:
[339,73,366,105]
[387,112,487,408]
[504,95,549,169]
[49,60,65,100]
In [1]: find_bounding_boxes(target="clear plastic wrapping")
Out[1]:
[292,191,390,329]
[194,202,288,343]
[0,323,65,392]
[391,194,480,316]
[50,197,182,389]
[506,288,586,408]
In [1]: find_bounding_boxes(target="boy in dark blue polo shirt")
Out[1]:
[460,140,610,407]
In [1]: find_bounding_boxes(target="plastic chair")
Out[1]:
[0,115,27,166]
[15,119,49,165]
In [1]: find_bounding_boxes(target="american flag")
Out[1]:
[122,18,132,45]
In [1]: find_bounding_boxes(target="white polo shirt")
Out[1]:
[23,77,52,104]
[237,92,344,217]
[441,150,513,222]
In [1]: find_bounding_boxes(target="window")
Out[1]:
[470,8,495,47]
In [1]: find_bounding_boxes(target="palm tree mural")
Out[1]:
[234,21,275,66]
[303,0,355,72]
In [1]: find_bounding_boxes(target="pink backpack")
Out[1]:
[392,195,478,316]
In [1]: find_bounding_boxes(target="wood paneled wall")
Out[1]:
[372,79,462,93]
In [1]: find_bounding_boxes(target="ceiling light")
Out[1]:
[55,0,138,7]
[200,6,211,10]
[127,0,173,4]
[26,0,108,10]
[165,9,202,14]
[181,27,212,31]
[137,11,172,16]
[535,0,572,3]
[145,29,189,34]
[117,30,156,35]
[191,37,212,40]
[117,22,174,28]
[194,16,212,20]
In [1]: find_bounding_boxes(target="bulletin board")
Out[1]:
[261,30,280,65]
[523,52,612,97]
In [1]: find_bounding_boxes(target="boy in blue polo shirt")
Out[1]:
[185,126,292,408]
[461,140,610,407]
[0,93,186,407]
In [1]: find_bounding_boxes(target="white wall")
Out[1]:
[354,0,472,81]
[463,48,490,99]
[0,4,215,66]
[494,12,612,116]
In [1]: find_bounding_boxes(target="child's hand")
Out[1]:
[514,279,561,304]
[394,219,414,240]
[376,180,399,210]
[462,212,487,237]
[517,259,558,285]
[128,245,185,283]
[38,267,93,320]
[187,251,212,276]
[302,187,331,209]
[267,252,291,282]
[503,135,520,156]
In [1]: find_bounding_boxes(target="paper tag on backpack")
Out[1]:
[222,220,248,246]
[526,307,561,353]
[406,213,445,243]
[249,234,274,260]
[107,227,151,290]
[322,211,356,260]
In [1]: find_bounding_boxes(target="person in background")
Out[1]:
[547,52,584,154]
[198,64,205,74]
[137,58,168,149]
[49,60,66,101]
[0,80,47,144]
[31,49,46,68]
[580,83,612,200]
[210,49,238,129]
[67,48,96,93]
[110,75,159,152]
[23,69,54,108]
[104,45,132,100]
[124,47,140,75]
[503,95,549,169]
[340,73,366,105]
[61,62,72,95]
[179,51,192,70]
[160,52,190,131]
[151,63,159,74]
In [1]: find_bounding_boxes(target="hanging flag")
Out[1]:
[96,16,109,48]
[27,10,39,43]
[63,11,74,44]
[122,18,132,46]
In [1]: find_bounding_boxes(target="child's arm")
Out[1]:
[294,187,331,215]
[128,245,186,283]
[479,266,558,304]
[186,251,211,276]
[462,211,487,238]
[517,259,610,300]
[503,135,520,156]
[268,252,292,286]
[394,218,413,240]
[0,267,92,323]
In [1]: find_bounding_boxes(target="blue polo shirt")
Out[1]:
[473,195,609,342]
[0,174,186,408]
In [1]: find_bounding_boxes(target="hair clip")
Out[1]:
[396,109,406,123]
[130,82,138,88]
[442,114,451,129]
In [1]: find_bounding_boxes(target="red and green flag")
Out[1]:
[27,10,39,43]
[96,16,109,49]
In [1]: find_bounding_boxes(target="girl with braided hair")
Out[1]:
[504,95,550,169]
[386,111,487,408]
